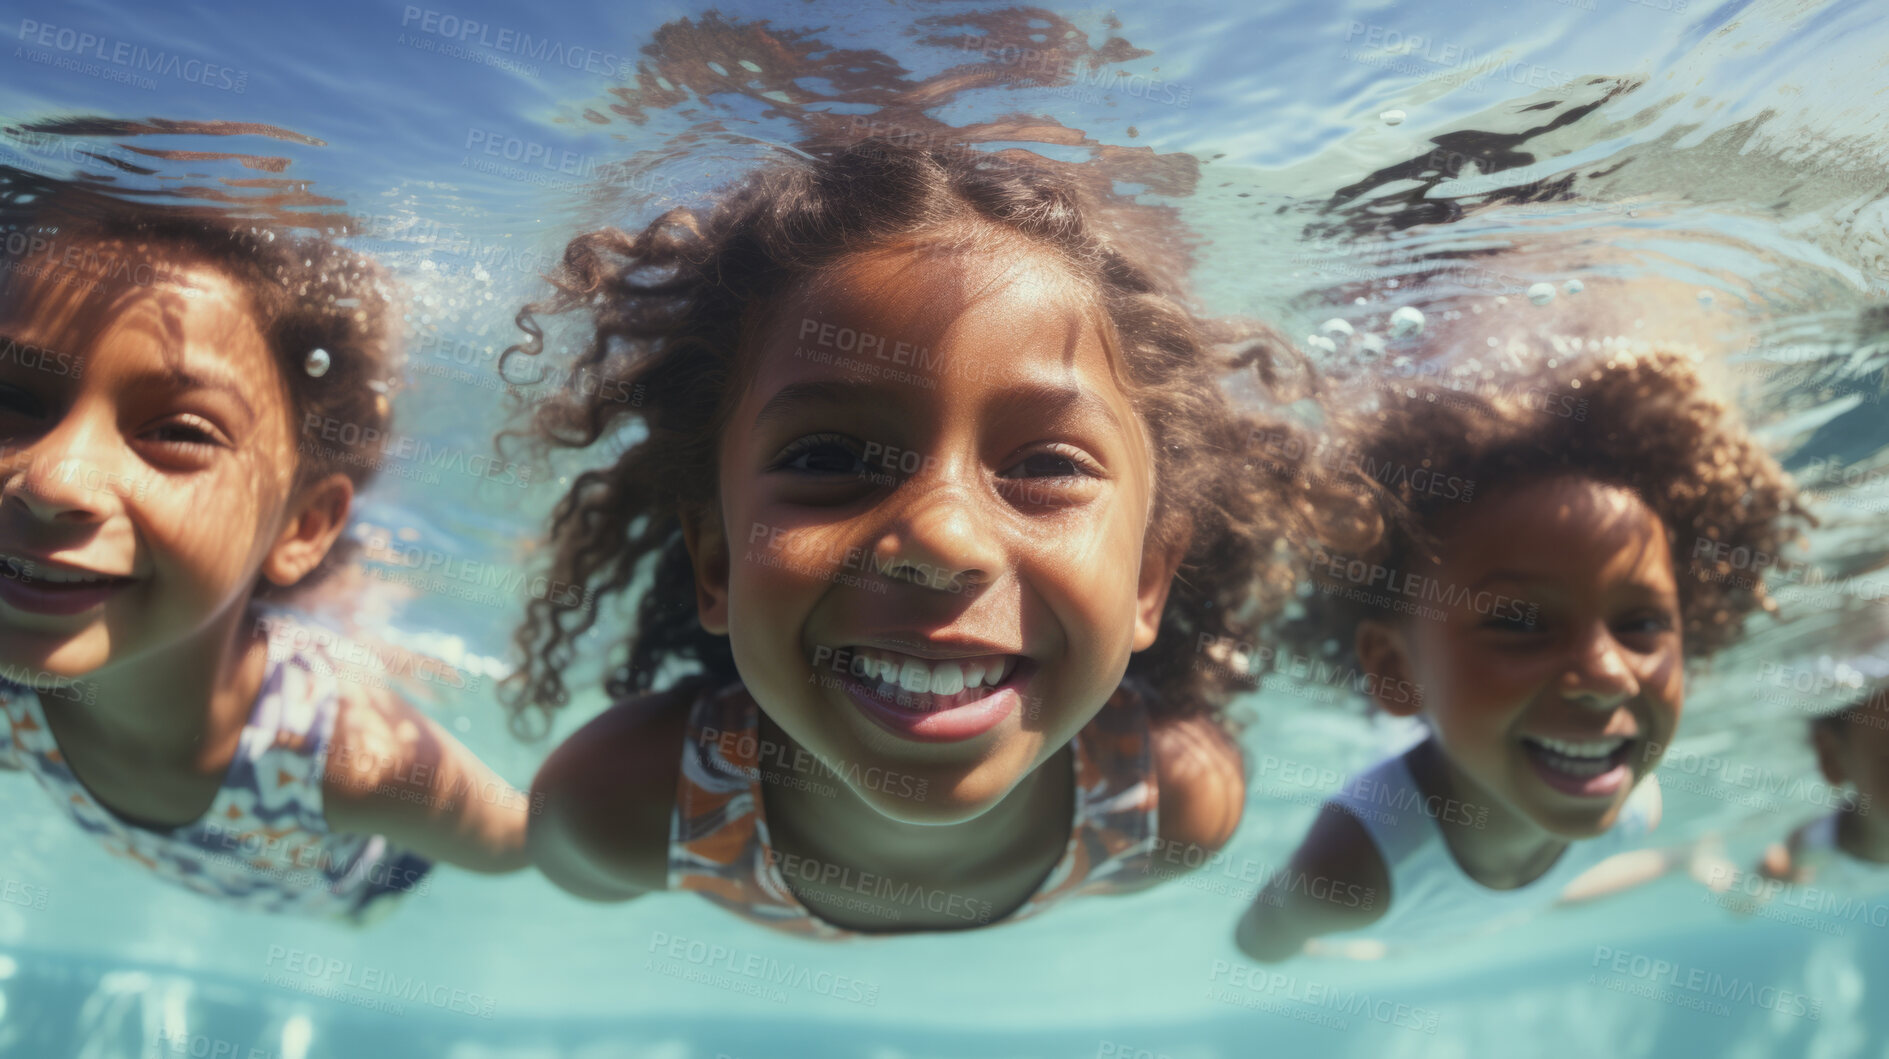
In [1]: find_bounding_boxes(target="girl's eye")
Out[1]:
[1481,613,1544,634]
[0,383,47,420]
[1615,612,1676,641]
[998,447,1098,481]
[771,433,868,477]
[141,416,226,452]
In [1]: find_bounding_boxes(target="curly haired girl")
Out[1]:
[504,139,1330,936]
[1236,343,1811,959]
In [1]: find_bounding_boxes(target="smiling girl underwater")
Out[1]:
[0,176,527,921]
[502,140,1343,936]
[1235,345,1809,959]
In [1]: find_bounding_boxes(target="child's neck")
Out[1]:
[40,607,269,822]
[1834,806,1889,865]
[1407,737,1570,891]
[755,709,1075,897]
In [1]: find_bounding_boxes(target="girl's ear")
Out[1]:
[680,503,731,636]
[1132,536,1187,652]
[263,473,353,587]
[1356,619,1422,717]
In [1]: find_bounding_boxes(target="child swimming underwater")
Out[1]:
[1746,676,1889,896]
[1235,345,1809,959]
[0,175,527,922]
[506,140,1332,936]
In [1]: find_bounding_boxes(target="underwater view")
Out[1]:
[2,0,1888,1055]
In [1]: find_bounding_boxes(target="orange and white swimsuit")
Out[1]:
[669,680,1161,939]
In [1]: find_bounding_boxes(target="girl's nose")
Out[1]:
[3,422,120,526]
[1559,623,1640,709]
[869,474,1002,593]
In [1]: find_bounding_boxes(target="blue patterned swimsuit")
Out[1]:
[0,643,433,923]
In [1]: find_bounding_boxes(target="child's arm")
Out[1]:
[527,685,693,901]
[323,686,529,874]
[1558,777,1670,904]
[1557,846,1689,904]
[1235,806,1390,962]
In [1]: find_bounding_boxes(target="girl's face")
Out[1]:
[0,257,317,678]
[688,244,1178,824]
[1361,476,1684,838]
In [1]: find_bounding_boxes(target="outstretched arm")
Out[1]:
[323,686,530,874]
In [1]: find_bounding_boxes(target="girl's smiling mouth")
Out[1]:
[0,553,139,617]
[1518,732,1638,799]
[825,643,1034,743]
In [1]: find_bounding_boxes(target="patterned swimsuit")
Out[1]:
[0,644,432,923]
[669,680,1162,939]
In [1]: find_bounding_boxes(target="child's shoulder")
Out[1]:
[529,679,707,897]
[1236,799,1391,960]
[1145,710,1246,856]
[1289,801,1394,923]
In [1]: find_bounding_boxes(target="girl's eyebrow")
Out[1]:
[123,365,258,421]
[754,377,1126,434]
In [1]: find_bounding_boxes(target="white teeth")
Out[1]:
[1528,736,1627,759]
[928,663,965,696]
[898,661,930,694]
[839,645,1021,700]
[1,557,116,584]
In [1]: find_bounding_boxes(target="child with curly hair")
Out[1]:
[1235,344,1810,959]
[505,139,1330,936]
[0,172,528,922]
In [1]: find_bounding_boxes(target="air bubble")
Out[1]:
[1528,282,1556,306]
[1388,306,1425,339]
[1380,109,1406,126]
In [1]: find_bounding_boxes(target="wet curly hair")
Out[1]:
[0,166,403,590]
[1288,345,1814,664]
[498,139,1342,738]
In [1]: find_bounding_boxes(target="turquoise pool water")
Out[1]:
[4,0,1889,1055]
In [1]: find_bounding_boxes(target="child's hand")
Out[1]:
[1714,841,1806,919]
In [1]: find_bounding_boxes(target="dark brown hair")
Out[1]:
[499,139,1337,738]
[1289,346,1813,663]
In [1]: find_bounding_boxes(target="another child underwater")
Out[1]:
[0,175,527,922]
[1235,342,1810,959]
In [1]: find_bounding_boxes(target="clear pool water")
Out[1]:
[4,0,1889,1055]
